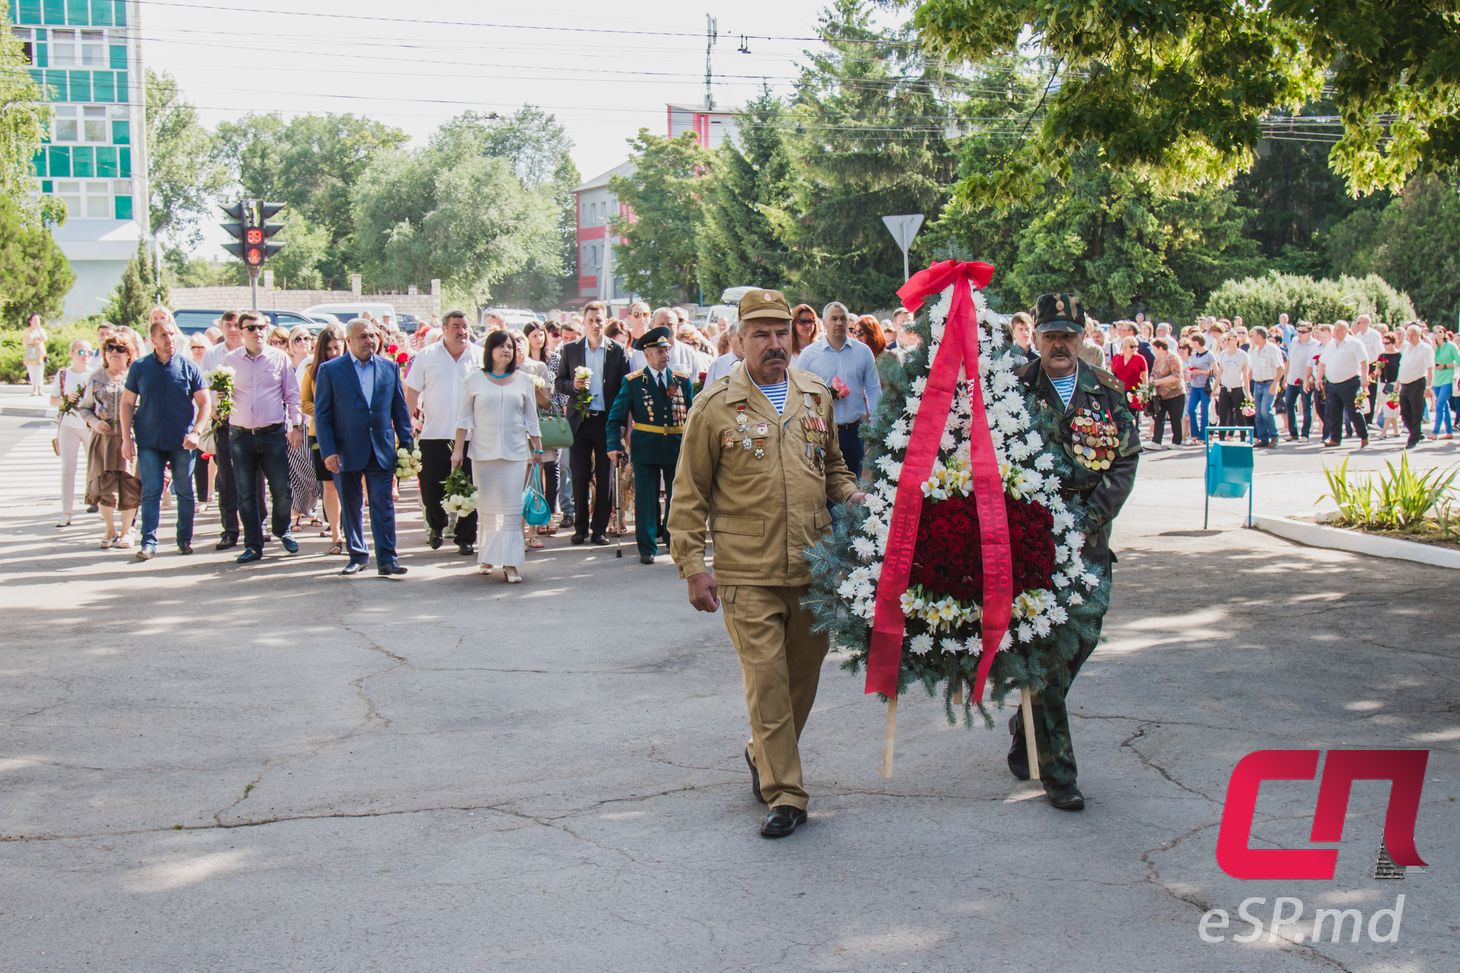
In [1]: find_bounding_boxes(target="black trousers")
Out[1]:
[1399,379,1427,446]
[229,425,292,551]
[1323,377,1365,445]
[570,412,611,537]
[192,450,211,503]
[419,439,476,544]
[212,421,264,539]
[1216,386,1249,437]
[1153,393,1184,444]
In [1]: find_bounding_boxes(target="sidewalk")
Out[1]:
[0,383,55,419]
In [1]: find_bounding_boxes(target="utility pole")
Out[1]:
[705,15,718,110]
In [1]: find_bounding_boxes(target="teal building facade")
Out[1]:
[8,0,148,318]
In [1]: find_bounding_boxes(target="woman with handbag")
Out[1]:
[23,312,48,396]
[78,332,141,549]
[50,340,93,526]
[452,331,543,583]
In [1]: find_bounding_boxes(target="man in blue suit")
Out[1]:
[314,319,415,577]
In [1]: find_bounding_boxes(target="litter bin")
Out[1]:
[1204,426,1254,527]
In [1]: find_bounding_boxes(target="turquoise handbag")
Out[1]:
[522,464,552,526]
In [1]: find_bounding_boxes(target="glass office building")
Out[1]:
[8,0,148,318]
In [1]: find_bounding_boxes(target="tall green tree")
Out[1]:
[433,108,580,307]
[0,195,73,323]
[215,113,408,287]
[610,130,711,305]
[0,9,49,211]
[911,0,1460,199]
[146,69,227,266]
[104,242,166,330]
[783,0,959,309]
[1326,175,1460,324]
[696,90,795,297]
[352,143,554,309]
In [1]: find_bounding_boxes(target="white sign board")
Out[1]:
[882,214,924,283]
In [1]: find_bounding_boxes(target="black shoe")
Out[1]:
[639,554,654,564]
[1044,781,1085,811]
[86,502,99,514]
[236,548,263,564]
[1006,712,1030,781]
[570,534,587,545]
[341,561,365,576]
[177,542,193,555]
[215,535,238,551]
[280,533,299,554]
[261,532,273,544]
[428,531,443,550]
[590,534,609,546]
[377,564,408,577]
[745,747,765,804]
[456,542,476,556]
[759,805,807,838]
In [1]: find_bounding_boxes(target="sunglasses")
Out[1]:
[104,343,128,353]
[242,324,268,332]
[292,335,310,343]
[270,339,288,346]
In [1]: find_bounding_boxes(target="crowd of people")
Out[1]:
[38,298,1459,577]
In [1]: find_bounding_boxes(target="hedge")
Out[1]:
[0,319,105,385]
[1204,272,1417,327]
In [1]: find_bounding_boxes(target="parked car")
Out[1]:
[172,308,317,335]
[303,302,399,325]
[479,308,542,330]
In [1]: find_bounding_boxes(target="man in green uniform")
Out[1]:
[608,326,694,564]
[1009,293,1140,811]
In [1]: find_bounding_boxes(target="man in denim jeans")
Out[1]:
[224,310,304,563]
[120,316,210,560]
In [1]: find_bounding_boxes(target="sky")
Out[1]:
[137,0,841,183]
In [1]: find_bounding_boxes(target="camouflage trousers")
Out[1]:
[1011,566,1112,786]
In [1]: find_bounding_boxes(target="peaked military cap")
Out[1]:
[636,326,673,350]
[738,289,792,322]
[1033,293,1085,334]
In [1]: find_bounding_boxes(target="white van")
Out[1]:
[303,302,399,325]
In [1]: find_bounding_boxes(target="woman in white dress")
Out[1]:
[452,330,543,583]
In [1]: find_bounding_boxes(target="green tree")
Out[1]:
[0,195,73,323]
[782,0,959,309]
[1326,175,1460,324]
[0,8,49,210]
[1205,272,1415,327]
[104,242,166,330]
[353,143,554,309]
[610,130,711,304]
[696,89,796,297]
[146,69,228,266]
[433,108,580,307]
[215,113,408,286]
[911,0,1460,199]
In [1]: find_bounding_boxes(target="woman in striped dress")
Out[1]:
[281,325,321,529]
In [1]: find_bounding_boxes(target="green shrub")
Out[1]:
[1320,456,1458,530]
[1205,271,1416,326]
[0,318,102,385]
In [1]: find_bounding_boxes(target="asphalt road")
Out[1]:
[1,412,1455,973]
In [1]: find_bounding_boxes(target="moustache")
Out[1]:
[762,350,788,361]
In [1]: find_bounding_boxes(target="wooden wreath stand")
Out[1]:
[881,684,1039,781]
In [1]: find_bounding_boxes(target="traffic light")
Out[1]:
[221,199,286,269]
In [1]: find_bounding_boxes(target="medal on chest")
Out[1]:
[801,396,828,473]
[1069,406,1119,471]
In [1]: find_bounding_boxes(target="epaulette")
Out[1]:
[670,368,691,379]
[791,367,830,391]
[1087,364,1126,396]
[698,375,733,400]
[625,369,644,382]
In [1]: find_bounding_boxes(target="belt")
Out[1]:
[633,423,684,435]
[585,409,606,417]
[234,422,284,434]
[837,421,863,431]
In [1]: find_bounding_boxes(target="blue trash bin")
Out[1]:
[1204,427,1255,527]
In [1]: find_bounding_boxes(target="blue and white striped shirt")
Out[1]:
[756,380,789,415]
[1050,373,1077,408]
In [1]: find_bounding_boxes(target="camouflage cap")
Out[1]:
[1033,293,1085,334]
[737,289,792,322]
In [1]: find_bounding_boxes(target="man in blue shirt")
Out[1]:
[121,318,210,560]
[792,301,881,477]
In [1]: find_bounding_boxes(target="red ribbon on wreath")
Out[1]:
[863,260,1013,705]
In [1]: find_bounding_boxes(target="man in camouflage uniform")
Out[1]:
[1009,293,1140,811]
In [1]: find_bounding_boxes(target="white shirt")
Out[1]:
[53,364,92,432]
[404,340,483,440]
[455,371,541,462]
[1248,342,1285,382]
[1319,336,1370,383]
[1353,327,1383,364]
[669,340,705,375]
[1397,341,1435,385]
[202,340,241,373]
[1285,337,1321,383]
[704,352,741,386]
[1214,349,1250,389]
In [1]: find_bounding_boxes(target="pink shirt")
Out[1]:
[224,345,302,431]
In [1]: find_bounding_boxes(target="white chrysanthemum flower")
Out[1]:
[1053,510,1074,532]
[887,428,910,450]
[1033,616,1052,637]
[1081,571,1098,588]
[851,536,876,560]
[1034,453,1055,471]
[1048,604,1068,625]
[1054,545,1070,564]
[998,630,1014,652]
[1016,622,1035,643]
[1067,592,1084,607]
[908,633,934,655]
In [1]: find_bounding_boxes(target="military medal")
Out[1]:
[1069,406,1118,472]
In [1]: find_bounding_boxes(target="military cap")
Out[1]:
[738,289,792,322]
[636,326,673,350]
[1033,293,1085,334]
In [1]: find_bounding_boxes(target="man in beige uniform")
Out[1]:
[669,289,863,838]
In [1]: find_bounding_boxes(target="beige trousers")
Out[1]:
[720,584,828,811]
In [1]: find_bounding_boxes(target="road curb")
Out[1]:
[1253,513,1460,569]
[0,406,54,419]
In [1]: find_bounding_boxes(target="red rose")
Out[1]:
[396,352,410,365]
